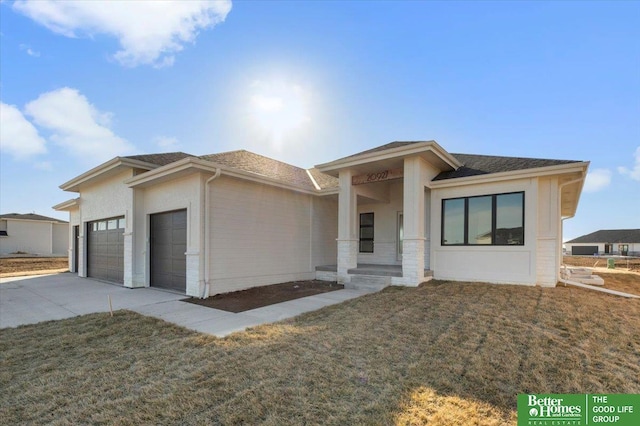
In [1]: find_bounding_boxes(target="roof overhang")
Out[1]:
[315,141,463,177]
[125,157,218,188]
[53,198,80,211]
[60,157,164,192]
[430,161,589,217]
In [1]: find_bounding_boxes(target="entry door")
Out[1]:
[73,225,79,273]
[150,210,187,292]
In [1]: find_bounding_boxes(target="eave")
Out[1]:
[315,141,463,177]
[125,157,218,188]
[60,157,163,192]
[429,162,590,189]
[53,198,80,211]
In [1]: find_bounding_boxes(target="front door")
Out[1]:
[150,209,187,292]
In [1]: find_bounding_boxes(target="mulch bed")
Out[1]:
[183,280,344,313]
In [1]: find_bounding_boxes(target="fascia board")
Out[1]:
[316,141,462,172]
[125,158,217,187]
[53,198,79,211]
[429,162,589,189]
[60,157,160,192]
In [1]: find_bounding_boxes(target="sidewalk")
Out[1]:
[0,273,371,337]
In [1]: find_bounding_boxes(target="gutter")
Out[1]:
[202,168,221,298]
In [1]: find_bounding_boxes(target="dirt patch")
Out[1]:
[564,255,640,272]
[0,257,68,277]
[184,280,344,312]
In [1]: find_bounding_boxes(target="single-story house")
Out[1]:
[53,141,588,297]
[0,213,69,256]
[565,229,640,256]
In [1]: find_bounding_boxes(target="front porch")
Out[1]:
[316,264,433,291]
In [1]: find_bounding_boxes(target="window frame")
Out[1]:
[441,191,525,246]
[359,212,374,253]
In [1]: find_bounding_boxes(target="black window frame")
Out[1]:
[441,191,525,246]
[359,212,374,253]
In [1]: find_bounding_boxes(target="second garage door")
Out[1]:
[150,209,187,292]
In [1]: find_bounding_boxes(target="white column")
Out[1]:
[337,169,358,284]
[123,188,136,288]
[401,156,426,286]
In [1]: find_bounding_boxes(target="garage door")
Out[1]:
[150,210,187,292]
[87,217,125,283]
[571,245,598,255]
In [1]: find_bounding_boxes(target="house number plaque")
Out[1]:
[352,168,403,185]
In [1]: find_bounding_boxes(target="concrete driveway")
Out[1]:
[1,273,370,336]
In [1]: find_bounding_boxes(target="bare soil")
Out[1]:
[563,255,640,272]
[0,257,68,276]
[184,280,344,312]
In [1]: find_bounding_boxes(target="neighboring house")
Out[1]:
[53,141,588,297]
[565,229,640,256]
[0,213,69,256]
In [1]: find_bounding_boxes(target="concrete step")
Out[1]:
[345,274,391,292]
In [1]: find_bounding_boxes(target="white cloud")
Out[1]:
[583,168,612,193]
[24,87,135,161]
[155,136,180,150]
[12,0,232,68]
[19,43,40,57]
[0,102,47,159]
[617,146,640,181]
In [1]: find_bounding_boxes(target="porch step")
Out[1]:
[345,274,391,292]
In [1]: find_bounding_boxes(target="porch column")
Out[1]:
[337,169,358,284]
[401,156,427,286]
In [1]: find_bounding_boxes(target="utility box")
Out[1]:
[607,258,615,269]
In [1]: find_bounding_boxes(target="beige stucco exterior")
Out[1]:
[54,142,588,297]
[0,217,68,256]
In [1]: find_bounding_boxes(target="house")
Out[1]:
[53,141,588,297]
[565,229,640,256]
[0,213,69,256]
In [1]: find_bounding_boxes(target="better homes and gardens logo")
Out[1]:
[517,394,640,426]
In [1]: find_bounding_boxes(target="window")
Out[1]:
[359,212,374,253]
[442,192,524,246]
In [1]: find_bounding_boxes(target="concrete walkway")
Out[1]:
[0,273,371,337]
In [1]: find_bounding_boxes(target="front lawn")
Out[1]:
[1,272,638,425]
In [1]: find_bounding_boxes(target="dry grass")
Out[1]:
[1,275,639,425]
[0,257,68,277]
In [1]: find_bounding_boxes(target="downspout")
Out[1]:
[202,168,221,298]
[558,176,586,281]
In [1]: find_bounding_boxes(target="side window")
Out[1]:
[359,212,374,253]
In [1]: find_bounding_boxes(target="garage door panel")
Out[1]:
[151,210,187,292]
[87,217,124,284]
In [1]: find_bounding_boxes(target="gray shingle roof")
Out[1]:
[124,152,194,167]
[338,141,419,160]
[0,213,68,223]
[566,229,640,244]
[433,153,582,181]
[199,150,338,190]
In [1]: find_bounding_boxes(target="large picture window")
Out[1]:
[359,212,374,253]
[442,192,524,246]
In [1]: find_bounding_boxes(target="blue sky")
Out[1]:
[1,0,638,240]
